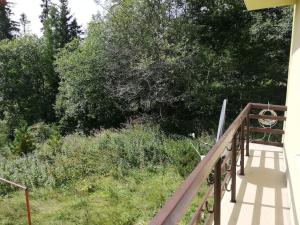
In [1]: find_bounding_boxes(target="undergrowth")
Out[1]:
[0,124,214,224]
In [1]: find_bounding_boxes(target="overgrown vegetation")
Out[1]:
[0,0,292,135]
[0,0,292,223]
[0,124,213,224]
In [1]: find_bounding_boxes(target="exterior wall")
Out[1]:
[244,0,295,10]
[284,2,300,225]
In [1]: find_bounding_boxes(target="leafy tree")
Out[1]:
[55,0,291,134]
[0,0,18,40]
[55,33,124,133]
[0,37,57,131]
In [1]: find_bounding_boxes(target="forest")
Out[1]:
[0,0,292,224]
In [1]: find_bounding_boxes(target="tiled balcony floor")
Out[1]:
[220,143,291,225]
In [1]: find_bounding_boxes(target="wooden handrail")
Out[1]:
[149,103,252,225]
[250,103,287,111]
[149,103,286,225]
[249,114,286,121]
[249,127,285,135]
[0,178,32,225]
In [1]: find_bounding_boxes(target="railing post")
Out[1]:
[246,112,250,157]
[231,133,237,203]
[214,158,222,225]
[25,189,32,225]
[240,120,245,176]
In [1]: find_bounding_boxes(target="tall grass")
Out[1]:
[0,124,214,224]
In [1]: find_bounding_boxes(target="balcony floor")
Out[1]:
[220,143,291,225]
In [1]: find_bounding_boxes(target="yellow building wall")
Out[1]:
[284,1,300,225]
[244,0,295,10]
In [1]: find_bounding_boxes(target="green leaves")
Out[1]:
[10,123,36,155]
[0,37,57,128]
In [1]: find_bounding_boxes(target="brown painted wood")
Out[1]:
[250,103,287,111]
[214,158,222,225]
[240,120,245,176]
[246,114,250,156]
[249,114,286,121]
[249,127,285,135]
[149,103,287,225]
[231,134,237,203]
[148,103,252,225]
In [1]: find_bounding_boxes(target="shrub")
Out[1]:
[97,125,168,176]
[28,122,57,143]
[10,123,36,155]
[0,120,8,148]
[0,124,213,192]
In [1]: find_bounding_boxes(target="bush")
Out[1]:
[0,124,213,192]
[0,120,8,148]
[10,123,36,155]
[28,122,57,143]
[164,133,214,177]
[97,125,167,176]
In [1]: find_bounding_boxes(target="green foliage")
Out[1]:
[55,0,292,134]
[0,36,57,126]
[28,122,58,143]
[0,124,209,189]
[0,1,18,40]
[0,168,182,225]
[42,0,82,53]
[164,133,214,177]
[10,123,36,155]
[0,124,213,223]
[0,119,8,148]
[55,37,124,132]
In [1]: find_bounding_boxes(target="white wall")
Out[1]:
[284,1,300,224]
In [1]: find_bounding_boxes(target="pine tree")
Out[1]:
[69,18,82,40]
[44,5,60,55]
[58,0,82,47]
[41,0,82,48]
[40,0,51,26]
[0,0,18,40]
[19,13,30,35]
[58,0,72,47]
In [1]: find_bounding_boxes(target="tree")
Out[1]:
[55,0,291,134]
[58,0,82,47]
[69,18,82,40]
[0,37,57,133]
[19,13,30,35]
[41,0,82,49]
[40,0,51,26]
[43,5,61,54]
[55,31,124,133]
[58,0,71,47]
[0,0,18,40]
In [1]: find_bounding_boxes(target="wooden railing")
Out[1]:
[149,103,287,225]
[0,178,32,225]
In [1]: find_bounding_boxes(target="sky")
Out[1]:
[11,0,101,36]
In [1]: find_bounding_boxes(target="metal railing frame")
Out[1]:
[149,103,287,225]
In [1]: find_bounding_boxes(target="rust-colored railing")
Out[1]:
[149,103,287,225]
[0,178,32,225]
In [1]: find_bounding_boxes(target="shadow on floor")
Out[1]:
[225,147,289,225]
